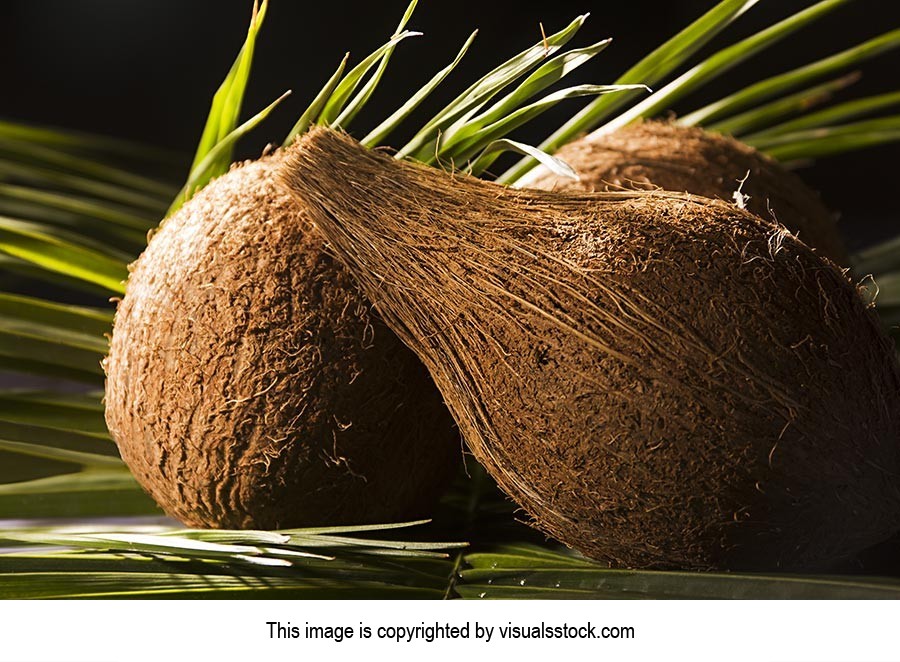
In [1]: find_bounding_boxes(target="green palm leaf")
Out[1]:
[187,0,269,188]
[458,545,900,599]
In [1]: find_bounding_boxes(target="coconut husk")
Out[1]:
[526,120,847,265]
[104,152,460,529]
[281,127,900,570]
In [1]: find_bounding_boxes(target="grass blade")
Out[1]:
[598,0,853,136]
[705,73,860,136]
[680,28,900,127]
[397,14,589,161]
[187,0,268,180]
[168,91,291,215]
[318,31,423,127]
[0,293,112,337]
[443,85,645,164]
[458,545,900,599]
[284,54,350,145]
[331,0,419,129]
[498,0,761,184]
[468,139,577,180]
[362,30,478,148]
[0,218,128,293]
[748,115,900,160]
[746,90,900,139]
[444,39,613,146]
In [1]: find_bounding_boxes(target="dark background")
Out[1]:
[1,0,899,249]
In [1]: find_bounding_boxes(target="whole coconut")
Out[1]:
[284,128,900,571]
[104,152,459,529]
[526,120,847,264]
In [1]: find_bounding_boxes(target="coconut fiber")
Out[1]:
[281,127,900,571]
[526,120,847,264]
[104,152,459,529]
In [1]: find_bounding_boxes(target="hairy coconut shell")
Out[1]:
[526,121,847,265]
[281,128,900,570]
[104,152,459,529]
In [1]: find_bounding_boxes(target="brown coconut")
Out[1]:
[281,128,900,571]
[526,120,847,264]
[103,152,460,529]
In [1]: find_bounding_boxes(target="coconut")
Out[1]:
[103,151,460,529]
[281,127,900,571]
[526,120,847,265]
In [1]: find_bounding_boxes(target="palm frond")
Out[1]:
[0,519,459,599]
[498,0,762,183]
[186,0,269,189]
[458,545,900,599]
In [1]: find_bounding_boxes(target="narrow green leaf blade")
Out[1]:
[747,90,900,139]
[169,91,291,216]
[332,0,420,128]
[599,0,853,137]
[451,39,613,142]
[443,84,646,164]
[397,14,590,161]
[0,325,105,375]
[318,31,422,127]
[0,119,180,165]
[0,183,156,231]
[468,139,577,180]
[0,138,176,198]
[499,0,761,183]
[0,218,128,293]
[285,54,350,144]
[0,159,169,213]
[0,390,107,435]
[458,545,900,599]
[0,255,114,299]
[853,237,900,276]
[680,28,900,127]
[0,419,117,464]
[362,30,478,148]
[0,357,103,386]
[705,73,860,137]
[187,0,269,176]
[0,471,157,519]
[748,115,900,160]
[0,293,112,337]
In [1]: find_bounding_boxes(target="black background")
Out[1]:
[1,0,899,248]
